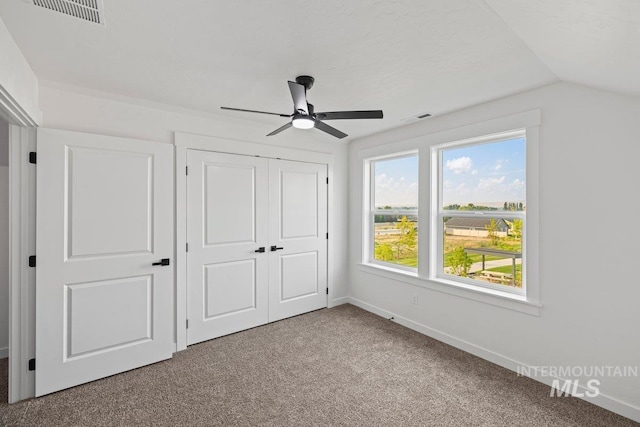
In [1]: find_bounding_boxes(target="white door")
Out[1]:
[35,128,174,396]
[186,150,269,345]
[268,159,327,322]
[185,152,327,345]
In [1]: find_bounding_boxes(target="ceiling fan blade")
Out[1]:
[221,106,291,117]
[267,122,293,136]
[314,120,348,139]
[315,110,383,120]
[288,81,308,115]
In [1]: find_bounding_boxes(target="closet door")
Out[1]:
[35,128,174,396]
[268,159,327,322]
[186,150,269,345]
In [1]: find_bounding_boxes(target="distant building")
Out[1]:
[444,217,509,237]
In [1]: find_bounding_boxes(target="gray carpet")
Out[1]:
[0,304,637,426]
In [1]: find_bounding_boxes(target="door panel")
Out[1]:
[186,150,268,345]
[204,163,257,245]
[280,251,318,300]
[65,275,152,357]
[36,128,174,397]
[66,147,153,258]
[280,170,318,238]
[204,260,256,318]
[269,160,327,322]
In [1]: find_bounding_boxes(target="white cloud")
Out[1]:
[374,173,418,207]
[478,176,506,190]
[507,178,525,192]
[445,156,473,175]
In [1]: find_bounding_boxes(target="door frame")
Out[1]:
[174,132,335,351]
[1,85,41,403]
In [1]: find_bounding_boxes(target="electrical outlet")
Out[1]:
[411,294,418,305]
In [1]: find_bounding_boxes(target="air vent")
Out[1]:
[33,0,105,25]
[400,112,433,123]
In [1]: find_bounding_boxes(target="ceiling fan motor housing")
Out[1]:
[295,75,315,90]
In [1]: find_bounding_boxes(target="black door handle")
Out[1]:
[270,246,284,251]
[152,258,170,266]
[254,247,265,253]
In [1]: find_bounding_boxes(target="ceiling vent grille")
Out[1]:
[32,0,105,25]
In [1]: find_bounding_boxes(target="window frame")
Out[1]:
[359,110,541,314]
[365,151,419,273]
[433,130,527,296]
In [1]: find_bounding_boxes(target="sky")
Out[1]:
[442,137,525,207]
[373,137,525,208]
[374,155,419,208]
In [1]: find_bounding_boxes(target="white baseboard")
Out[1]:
[347,297,640,424]
[330,296,350,308]
[0,346,7,359]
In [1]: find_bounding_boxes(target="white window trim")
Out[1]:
[363,150,418,271]
[432,129,526,297]
[359,109,541,316]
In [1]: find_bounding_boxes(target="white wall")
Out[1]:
[0,16,41,125]
[348,82,640,420]
[38,83,350,303]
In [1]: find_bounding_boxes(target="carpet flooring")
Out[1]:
[0,304,637,426]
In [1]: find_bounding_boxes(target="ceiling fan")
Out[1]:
[221,76,383,139]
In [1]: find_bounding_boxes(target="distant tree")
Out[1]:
[518,202,523,211]
[511,218,523,239]
[393,216,417,260]
[504,202,508,210]
[374,243,394,261]
[485,218,500,245]
[447,246,473,277]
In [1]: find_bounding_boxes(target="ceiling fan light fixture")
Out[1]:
[292,116,315,130]
[220,76,383,139]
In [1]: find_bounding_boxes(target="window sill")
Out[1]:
[358,263,542,316]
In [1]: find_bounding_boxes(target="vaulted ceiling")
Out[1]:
[1,0,638,141]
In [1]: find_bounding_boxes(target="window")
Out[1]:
[363,127,533,301]
[368,154,418,271]
[436,132,526,295]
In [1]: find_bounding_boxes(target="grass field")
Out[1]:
[373,222,522,286]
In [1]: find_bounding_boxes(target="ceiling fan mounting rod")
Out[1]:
[295,75,315,91]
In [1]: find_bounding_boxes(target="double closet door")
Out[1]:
[186,150,327,345]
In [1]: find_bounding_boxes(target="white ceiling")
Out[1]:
[0,0,637,141]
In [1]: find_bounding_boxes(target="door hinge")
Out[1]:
[186,319,189,329]
[326,233,328,239]
[186,243,189,252]
[28,358,36,371]
[326,288,329,295]
[28,152,37,164]
[326,177,329,184]
[28,255,36,268]
[185,166,188,175]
